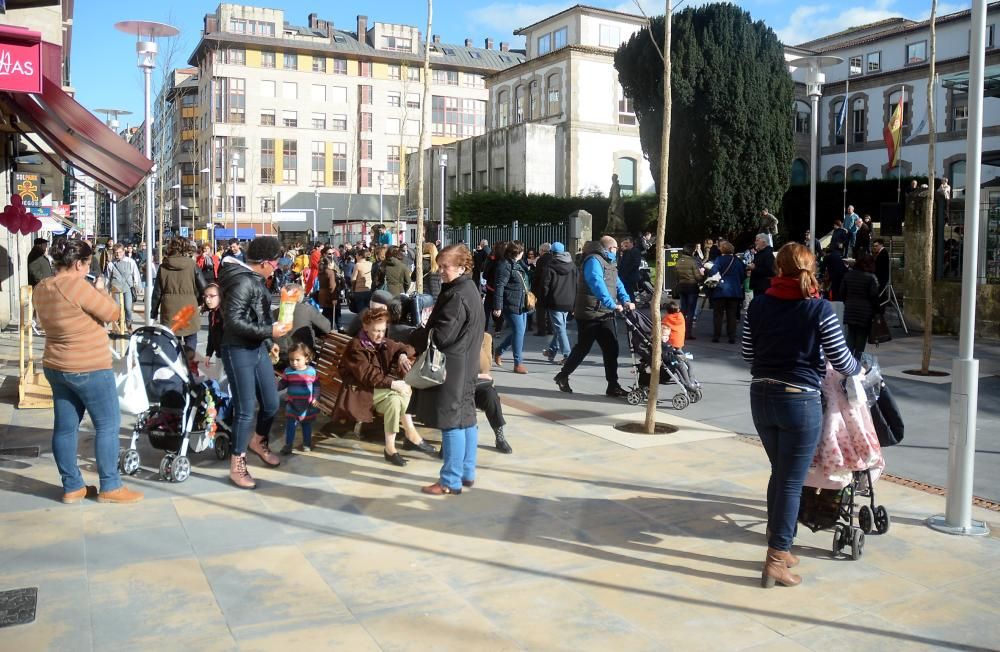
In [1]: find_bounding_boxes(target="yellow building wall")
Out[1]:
[325,142,333,187]
[275,138,284,185]
[348,59,360,76]
[299,54,312,72]
[373,62,390,80]
[246,49,261,67]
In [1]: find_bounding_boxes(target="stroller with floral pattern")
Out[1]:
[116,323,233,483]
[797,357,891,560]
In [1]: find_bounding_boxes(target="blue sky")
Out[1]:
[71,0,958,126]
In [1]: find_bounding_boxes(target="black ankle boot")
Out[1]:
[494,427,512,454]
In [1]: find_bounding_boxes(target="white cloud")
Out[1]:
[775,0,899,45]
[465,2,569,44]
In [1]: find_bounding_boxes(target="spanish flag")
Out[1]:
[883,91,904,168]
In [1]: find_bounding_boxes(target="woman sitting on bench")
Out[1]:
[332,307,438,466]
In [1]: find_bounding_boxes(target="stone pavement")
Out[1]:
[2,338,1000,650]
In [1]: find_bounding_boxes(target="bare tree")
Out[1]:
[921,1,938,373]
[415,0,433,294]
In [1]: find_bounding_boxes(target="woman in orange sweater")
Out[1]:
[33,240,143,504]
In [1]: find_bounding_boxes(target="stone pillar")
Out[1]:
[568,210,592,259]
[903,187,934,331]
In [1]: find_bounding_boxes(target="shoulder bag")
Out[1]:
[868,312,892,345]
[703,257,736,291]
[519,267,537,311]
[404,328,447,389]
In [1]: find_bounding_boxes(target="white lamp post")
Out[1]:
[313,185,320,243]
[378,170,385,225]
[439,152,448,246]
[115,20,179,325]
[789,55,842,245]
[198,166,210,236]
[231,150,240,240]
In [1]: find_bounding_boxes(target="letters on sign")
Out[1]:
[0,37,42,94]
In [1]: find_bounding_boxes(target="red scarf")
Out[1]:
[765,275,820,300]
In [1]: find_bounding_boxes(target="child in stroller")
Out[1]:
[117,324,233,483]
[621,304,702,410]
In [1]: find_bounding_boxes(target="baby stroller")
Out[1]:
[620,307,702,410]
[116,324,233,483]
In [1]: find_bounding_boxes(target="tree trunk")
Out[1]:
[415,0,433,294]
[921,0,937,373]
[645,2,672,433]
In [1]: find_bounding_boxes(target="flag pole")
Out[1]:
[843,78,849,217]
[897,84,905,203]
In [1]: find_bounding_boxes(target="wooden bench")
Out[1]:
[313,332,352,418]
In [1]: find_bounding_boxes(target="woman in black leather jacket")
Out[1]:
[218,237,291,489]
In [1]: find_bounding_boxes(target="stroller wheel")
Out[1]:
[851,528,865,560]
[671,393,690,411]
[159,455,174,481]
[626,390,642,406]
[858,505,874,534]
[170,456,192,483]
[119,448,141,476]
[214,434,231,460]
[874,505,891,534]
[687,388,703,404]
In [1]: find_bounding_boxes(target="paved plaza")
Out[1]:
[1,320,999,651]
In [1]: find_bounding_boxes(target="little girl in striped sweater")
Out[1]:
[278,342,320,454]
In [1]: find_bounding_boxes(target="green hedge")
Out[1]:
[447,191,659,234]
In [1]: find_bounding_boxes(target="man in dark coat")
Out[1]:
[747,233,776,297]
[616,236,642,301]
[820,243,848,302]
[472,239,490,288]
[539,242,577,362]
[872,239,890,292]
[531,242,554,336]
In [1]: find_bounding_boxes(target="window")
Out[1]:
[615,157,636,196]
[229,18,246,33]
[311,84,326,102]
[832,99,845,145]
[312,57,326,73]
[618,86,635,125]
[547,73,562,116]
[360,61,372,77]
[230,196,246,213]
[332,58,347,75]
[260,109,275,126]
[388,64,401,80]
[906,41,927,64]
[359,139,372,160]
[849,167,866,182]
[791,159,808,185]
[830,168,844,183]
[387,146,400,185]
[464,73,484,88]
[553,27,568,50]
[311,141,325,183]
[388,92,401,107]
[431,96,487,137]
[405,119,420,136]
[332,143,347,185]
[261,197,276,213]
[311,113,326,129]
[213,136,226,181]
[261,51,276,68]
[230,137,246,182]
[283,52,298,69]
[360,166,372,188]
[867,51,880,73]
[407,67,421,82]
[537,33,551,56]
[497,90,510,127]
[514,85,525,123]
[360,112,373,132]
[282,110,298,128]
[331,86,347,103]
[951,90,969,130]
[386,118,400,135]
[221,48,245,65]
[282,140,297,184]
[851,97,866,144]
[257,21,276,37]
[383,36,412,52]
[849,55,862,76]
[260,138,275,183]
[950,159,966,189]
[282,82,297,99]
[793,100,810,134]
[359,85,373,104]
[406,93,420,109]
[227,78,245,123]
[442,47,456,56]
[332,114,347,131]
[260,79,275,97]
[887,89,910,131]
[433,69,460,86]
[599,24,621,48]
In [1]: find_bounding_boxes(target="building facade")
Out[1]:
[182,2,519,241]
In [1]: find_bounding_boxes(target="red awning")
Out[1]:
[0,76,152,196]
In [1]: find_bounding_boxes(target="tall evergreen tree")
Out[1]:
[615,3,794,242]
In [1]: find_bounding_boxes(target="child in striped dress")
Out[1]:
[278,342,320,454]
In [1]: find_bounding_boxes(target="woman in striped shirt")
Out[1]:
[742,243,860,588]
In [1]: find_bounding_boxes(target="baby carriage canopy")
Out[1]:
[128,325,191,407]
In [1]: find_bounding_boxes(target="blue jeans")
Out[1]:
[495,311,527,364]
[679,291,699,331]
[547,310,571,357]
[750,381,823,552]
[285,418,313,447]
[44,368,123,493]
[440,425,478,490]
[221,343,280,454]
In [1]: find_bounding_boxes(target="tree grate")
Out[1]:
[0,587,37,628]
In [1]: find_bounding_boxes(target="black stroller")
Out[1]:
[620,307,702,410]
[116,324,233,483]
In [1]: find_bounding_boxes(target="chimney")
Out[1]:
[357,15,368,41]
[485,37,494,50]
[432,34,441,44]
[308,13,318,29]
[465,38,472,47]
[500,42,510,52]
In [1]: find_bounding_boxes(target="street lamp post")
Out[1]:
[789,55,842,246]
[115,20,179,325]
[313,186,320,243]
[439,153,448,246]
[378,170,384,225]
[231,150,239,240]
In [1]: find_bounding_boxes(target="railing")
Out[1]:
[446,221,568,253]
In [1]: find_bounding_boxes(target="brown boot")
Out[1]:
[62,485,97,504]
[229,454,256,489]
[513,364,529,374]
[765,529,798,567]
[761,548,801,588]
[248,433,280,467]
[97,485,144,504]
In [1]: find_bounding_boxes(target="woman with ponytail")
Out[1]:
[741,243,860,589]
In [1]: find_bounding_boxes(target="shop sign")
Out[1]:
[0,30,42,94]
[15,172,40,203]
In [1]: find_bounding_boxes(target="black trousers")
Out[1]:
[475,381,505,432]
[559,316,620,386]
[712,297,742,340]
[846,324,869,358]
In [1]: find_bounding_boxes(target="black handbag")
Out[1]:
[868,313,892,345]
[870,383,904,446]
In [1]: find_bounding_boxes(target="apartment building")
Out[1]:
[182,3,519,240]
[408,5,652,221]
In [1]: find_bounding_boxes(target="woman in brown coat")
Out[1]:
[150,237,205,349]
[332,307,438,466]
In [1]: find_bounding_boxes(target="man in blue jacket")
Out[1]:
[554,236,635,396]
